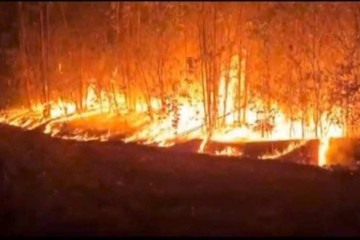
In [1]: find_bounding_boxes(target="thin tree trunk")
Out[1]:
[237,3,244,125]
[112,1,121,114]
[18,2,32,108]
[79,44,84,111]
[241,49,248,125]
[198,3,209,130]
[264,38,271,138]
[212,3,219,129]
[46,2,50,102]
[311,6,319,138]
[137,59,153,119]
[40,3,48,104]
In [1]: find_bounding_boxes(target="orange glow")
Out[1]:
[259,141,307,160]
[0,54,346,168]
[318,137,330,167]
[215,146,243,157]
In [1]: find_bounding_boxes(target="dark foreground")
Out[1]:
[1,125,360,236]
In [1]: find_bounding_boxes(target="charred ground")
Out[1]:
[1,125,360,236]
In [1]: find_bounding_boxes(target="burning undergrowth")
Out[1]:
[0,1,353,168]
[3,3,360,236]
[0,75,348,169]
[2,3,360,175]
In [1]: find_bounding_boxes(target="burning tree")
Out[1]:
[3,2,360,167]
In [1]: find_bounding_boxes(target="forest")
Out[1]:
[1,2,360,167]
[4,3,360,237]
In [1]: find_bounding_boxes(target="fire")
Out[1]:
[0,53,347,168]
[198,136,209,153]
[124,101,204,146]
[259,141,307,160]
[215,146,243,157]
[317,118,344,166]
[50,100,76,119]
[318,137,330,167]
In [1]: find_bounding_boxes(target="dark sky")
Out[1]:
[0,2,17,46]
[0,2,17,78]
[0,2,17,107]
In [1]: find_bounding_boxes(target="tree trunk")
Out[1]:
[198,3,209,131]
[264,38,271,138]
[79,43,84,111]
[18,2,32,108]
[39,3,48,104]
[241,49,248,125]
[237,3,246,125]
[46,2,51,102]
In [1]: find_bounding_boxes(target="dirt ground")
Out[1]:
[1,125,360,236]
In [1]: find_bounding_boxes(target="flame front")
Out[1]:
[215,146,243,157]
[318,138,330,167]
[259,141,307,160]
[0,53,346,168]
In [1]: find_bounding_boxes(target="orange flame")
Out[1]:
[0,54,346,168]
